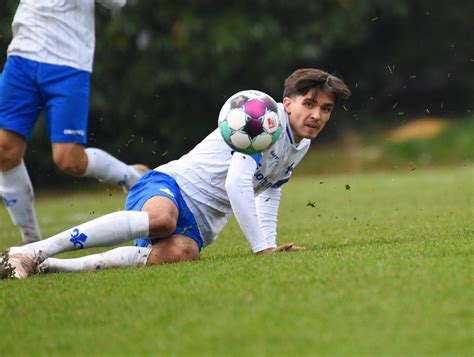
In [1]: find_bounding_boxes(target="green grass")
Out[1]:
[1,165,473,355]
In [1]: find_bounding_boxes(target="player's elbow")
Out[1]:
[224,179,232,195]
[225,183,238,204]
[225,175,239,196]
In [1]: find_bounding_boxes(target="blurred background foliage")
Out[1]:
[0,0,473,186]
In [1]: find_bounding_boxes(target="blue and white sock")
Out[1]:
[0,160,41,243]
[11,211,149,258]
[84,148,142,188]
[41,246,152,273]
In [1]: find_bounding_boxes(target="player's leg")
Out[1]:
[146,234,200,265]
[51,143,147,189]
[135,177,203,264]
[35,195,179,274]
[37,233,199,274]
[0,56,44,244]
[37,246,152,273]
[1,172,180,278]
[0,131,41,244]
[0,130,25,171]
[130,171,204,261]
[132,193,201,265]
[42,63,147,189]
[2,210,150,278]
[34,173,203,274]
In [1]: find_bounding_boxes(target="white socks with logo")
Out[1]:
[0,160,41,243]
[11,211,149,258]
[84,148,142,188]
[43,246,152,272]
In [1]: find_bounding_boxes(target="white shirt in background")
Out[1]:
[7,0,126,72]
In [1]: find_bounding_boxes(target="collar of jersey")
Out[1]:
[286,124,295,145]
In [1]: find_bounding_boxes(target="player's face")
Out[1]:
[284,90,335,143]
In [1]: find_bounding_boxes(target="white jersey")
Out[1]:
[157,104,311,252]
[7,0,126,72]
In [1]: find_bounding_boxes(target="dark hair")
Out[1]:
[283,68,351,102]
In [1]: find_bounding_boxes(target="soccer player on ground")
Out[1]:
[0,0,147,246]
[1,68,351,279]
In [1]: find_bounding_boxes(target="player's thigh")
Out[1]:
[147,234,200,265]
[39,64,90,144]
[142,195,179,238]
[0,56,42,141]
[0,129,27,170]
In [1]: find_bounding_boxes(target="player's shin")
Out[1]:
[0,160,41,244]
[38,246,152,273]
[9,211,149,258]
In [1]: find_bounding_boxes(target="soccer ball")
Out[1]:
[218,90,282,154]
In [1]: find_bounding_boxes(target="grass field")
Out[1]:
[0,164,472,355]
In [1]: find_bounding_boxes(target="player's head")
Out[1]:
[283,68,351,142]
[283,68,351,102]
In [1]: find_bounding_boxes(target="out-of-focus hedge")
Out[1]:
[0,0,472,185]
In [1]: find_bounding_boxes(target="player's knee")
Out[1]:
[148,213,177,238]
[170,238,200,262]
[0,136,24,171]
[178,242,200,261]
[170,248,199,263]
[52,148,87,176]
[54,155,84,176]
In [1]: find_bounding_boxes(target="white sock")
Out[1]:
[12,211,149,257]
[0,160,41,243]
[84,148,141,188]
[43,246,151,273]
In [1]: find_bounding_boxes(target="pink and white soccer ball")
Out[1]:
[218,90,282,154]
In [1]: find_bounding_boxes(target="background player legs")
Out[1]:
[51,143,147,188]
[0,131,148,245]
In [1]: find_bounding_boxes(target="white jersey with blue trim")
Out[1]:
[7,0,125,72]
[156,103,311,248]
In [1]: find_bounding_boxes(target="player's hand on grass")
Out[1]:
[256,248,275,255]
[275,243,305,252]
[256,243,305,255]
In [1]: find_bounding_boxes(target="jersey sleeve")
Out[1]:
[96,0,126,10]
[225,153,273,253]
[255,187,281,248]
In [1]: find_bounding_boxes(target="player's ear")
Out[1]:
[283,97,292,114]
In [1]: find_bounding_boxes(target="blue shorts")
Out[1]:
[0,55,90,143]
[125,170,204,250]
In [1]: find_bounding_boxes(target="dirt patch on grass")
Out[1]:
[386,118,450,143]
